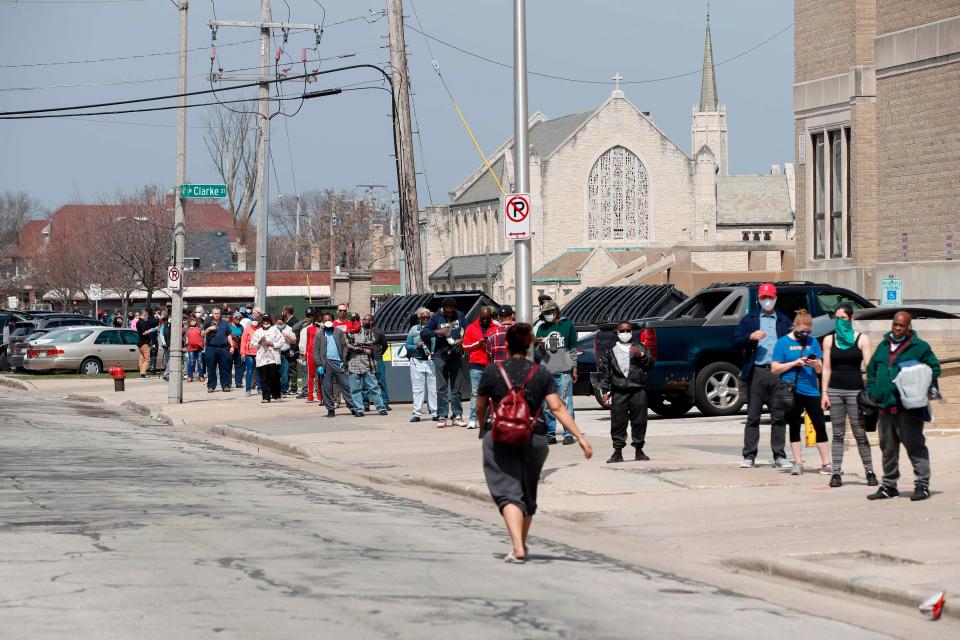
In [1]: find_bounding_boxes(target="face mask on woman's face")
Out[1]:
[617,331,632,343]
[189,321,196,327]
[795,328,811,341]
[323,321,334,329]
[543,314,556,323]
[251,320,259,327]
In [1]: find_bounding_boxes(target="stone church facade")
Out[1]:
[421,18,795,304]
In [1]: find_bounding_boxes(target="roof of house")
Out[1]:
[428,253,512,281]
[532,248,594,283]
[454,156,504,205]
[10,219,48,258]
[185,231,235,271]
[716,175,794,226]
[604,248,647,267]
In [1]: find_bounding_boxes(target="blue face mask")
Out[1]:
[891,333,907,344]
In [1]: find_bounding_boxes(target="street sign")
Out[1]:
[167,266,182,291]
[503,192,531,240]
[6,296,18,310]
[89,283,102,301]
[880,277,903,308]
[179,184,227,199]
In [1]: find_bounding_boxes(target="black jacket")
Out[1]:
[732,310,792,381]
[598,340,654,392]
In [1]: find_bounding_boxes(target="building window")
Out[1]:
[763,231,772,241]
[742,231,750,241]
[830,130,843,258]
[812,133,826,259]
[587,146,649,241]
[845,126,852,258]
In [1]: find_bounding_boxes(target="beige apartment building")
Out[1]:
[794,1,960,307]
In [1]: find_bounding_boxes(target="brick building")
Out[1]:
[794,1,960,307]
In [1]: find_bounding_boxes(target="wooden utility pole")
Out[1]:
[386,0,424,293]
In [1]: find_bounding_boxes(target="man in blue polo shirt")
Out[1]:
[733,283,793,469]
[202,307,236,393]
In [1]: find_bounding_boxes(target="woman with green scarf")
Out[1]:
[821,303,876,488]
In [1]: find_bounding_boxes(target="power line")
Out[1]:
[404,21,794,85]
[0,0,146,4]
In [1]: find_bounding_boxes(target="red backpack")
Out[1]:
[491,363,542,447]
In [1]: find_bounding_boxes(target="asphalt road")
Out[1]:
[0,391,886,639]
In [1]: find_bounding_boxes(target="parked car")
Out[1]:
[6,314,104,371]
[23,326,140,374]
[0,309,33,370]
[591,281,875,418]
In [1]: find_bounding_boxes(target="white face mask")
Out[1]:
[543,314,556,323]
[323,321,334,329]
[759,298,776,312]
[617,332,632,343]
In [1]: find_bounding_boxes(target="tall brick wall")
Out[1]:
[794,120,809,267]
[877,0,960,33]
[850,100,880,267]
[795,0,854,82]
[877,63,960,263]
[853,0,878,66]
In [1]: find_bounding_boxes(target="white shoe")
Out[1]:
[739,458,755,468]
[467,420,477,430]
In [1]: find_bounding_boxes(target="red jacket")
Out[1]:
[462,319,499,366]
[306,323,318,364]
[333,319,361,334]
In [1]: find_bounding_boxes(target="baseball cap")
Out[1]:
[537,293,553,304]
[758,283,777,298]
[498,304,514,318]
[541,300,560,313]
[232,311,242,319]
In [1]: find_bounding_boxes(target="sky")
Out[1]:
[0,0,795,213]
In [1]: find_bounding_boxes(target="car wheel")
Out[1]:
[694,362,744,417]
[648,395,694,418]
[80,357,103,375]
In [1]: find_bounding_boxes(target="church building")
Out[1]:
[422,17,795,304]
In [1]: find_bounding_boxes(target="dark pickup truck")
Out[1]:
[591,281,874,418]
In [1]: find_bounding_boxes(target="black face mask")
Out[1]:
[795,330,811,343]
[479,319,491,327]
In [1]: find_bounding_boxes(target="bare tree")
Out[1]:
[0,191,42,252]
[204,107,258,250]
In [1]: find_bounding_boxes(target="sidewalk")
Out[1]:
[5,373,959,628]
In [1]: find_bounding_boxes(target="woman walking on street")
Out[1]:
[251,314,283,403]
[821,304,877,488]
[771,309,831,475]
[475,323,592,564]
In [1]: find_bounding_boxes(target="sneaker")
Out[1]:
[385,405,392,411]
[867,485,900,500]
[222,387,231,392]
[436,420,446,429]
[245,391,252,397]
[739,458,755,469]
[775,458,793,470]
[353,411,365,418]
[866,471,879,486]
[207,389,214,394]
[140,374,147,379]
[378,409,389,416]
[467,420,477,430]
[634,448,650,461]
[818,464,832,475]
[562,435,576,445]
[911,485,930,502]
[606,449,624,464]
[326,410,336,418]
[452,416,467,427]
[547,436,558,445]
[790,462,803,475]
[829,473,843,488]
[410,416,421,423]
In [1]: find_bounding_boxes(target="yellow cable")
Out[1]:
[453,101,506,196]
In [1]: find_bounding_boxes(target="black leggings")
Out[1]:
[784,393,828,443]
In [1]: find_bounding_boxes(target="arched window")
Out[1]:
[587,146,649,241]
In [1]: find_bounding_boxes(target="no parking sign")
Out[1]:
[503,193,531,240]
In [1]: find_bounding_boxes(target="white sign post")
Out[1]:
[880,277,903,308]
[89,283,102,318]
[503,193,531,240]
[167,266,182,291]
[6,296,18,310]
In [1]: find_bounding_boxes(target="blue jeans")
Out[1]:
[364,359,391,407]
[350,371,384,412]
[244,355,259,392]
[544,372,575,438]
[279,354,290,395]
[230,348,244,387]
[197,350,206,378]
[186,350,202,379]
[468,364,485,423]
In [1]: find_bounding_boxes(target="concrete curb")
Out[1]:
[118,400,176,426]
[210,424,313,460]
[0,375,30,391]
[65,393,104,403]
[724,556,956,620]
[397,475,489,503]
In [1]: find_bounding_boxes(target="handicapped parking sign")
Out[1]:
[880,277,902,308]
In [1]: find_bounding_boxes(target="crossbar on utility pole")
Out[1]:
[513,0,532,324]
[168,0,188,405]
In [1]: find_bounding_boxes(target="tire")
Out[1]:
[648,394,694,418]
[79,357,103,375]
[694,361,744,417]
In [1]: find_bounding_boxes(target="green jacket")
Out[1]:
[535,317,578,374]
[866,331,940,409]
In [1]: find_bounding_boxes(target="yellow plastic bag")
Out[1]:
[804,411,817,447]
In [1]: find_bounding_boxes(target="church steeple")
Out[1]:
[699,9,718,112]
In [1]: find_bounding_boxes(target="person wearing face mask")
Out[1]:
[598,321,655,463]
[821,303,876,488]
[346,315,389,417]
[239,312,261,396]
[184,316,204,382]
[250,314,283,403]
[312,312,356,417]
[462,307,500,429]
[421,298,467,428]
[771,309,830,475]
[865,311,940,501]
[733,283,793,469]
[534,301,579,445]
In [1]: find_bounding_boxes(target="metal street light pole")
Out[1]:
[254,0,271,311]
[513,0,532,323]
[168,0,188,405]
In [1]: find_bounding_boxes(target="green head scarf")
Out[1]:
[834,317,855,350]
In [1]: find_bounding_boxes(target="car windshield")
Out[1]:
[48,330,94,343]
[26,331,48,341]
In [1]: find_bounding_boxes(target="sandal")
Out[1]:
[504,551,526,564]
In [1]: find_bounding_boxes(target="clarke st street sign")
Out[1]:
[179,184,227,199]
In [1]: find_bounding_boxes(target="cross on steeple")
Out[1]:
[612,72,623,91]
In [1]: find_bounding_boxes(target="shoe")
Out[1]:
[829,474,842,488]
[867,485,900,500]
[775,458,793,470]
[606,448,624,464]
[222,387,231,392]
[326,410,336,418]
[790,462,803,475]
[467,420,477,429]
[866,471,879,486]
[410,416,421,423]
[547,436,558,445]
[436,420,446,429]
[364,406,372,413]
[187,378,193,383]
[385,405,392,411]
[207,389,214,394]
[818,464,832,475]
[378,409,389,416]
[305,398,315,403]
[452,416,467,427]
[562,435,576,445]
[140,374,147,379]
[353,411,365,418]
[739,458,755,469]
[245,391,252,397]
[296,390,308,399]
[261,398,270,403]
[634,448,650,461]
[911,485,930,501]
